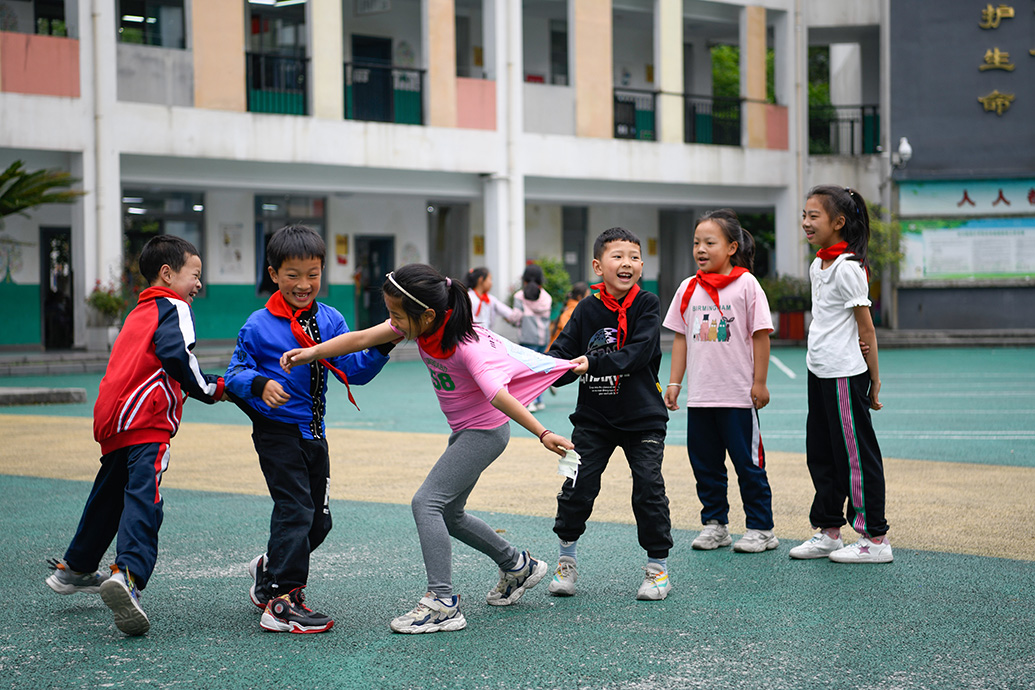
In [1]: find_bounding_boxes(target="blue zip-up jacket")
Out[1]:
[224,302,389,439]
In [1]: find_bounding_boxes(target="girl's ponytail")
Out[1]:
[442,275,475,350]
[522,264,544,301]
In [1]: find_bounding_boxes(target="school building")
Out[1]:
[6,0,1023,351]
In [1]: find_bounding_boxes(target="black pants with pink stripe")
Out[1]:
[805,371,888,538]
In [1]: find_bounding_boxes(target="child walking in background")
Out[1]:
[546,227,673,600]
[513,263,552,411]
[282,263,583,634]
[466,266,520,332]
[46,235,226,636]
[548,281,590,350]
[225,224,394,633]
[663,210,778,554]
[791,185,891,564]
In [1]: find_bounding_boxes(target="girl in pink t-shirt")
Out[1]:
[662,209,777,555]
[281,263,584,635]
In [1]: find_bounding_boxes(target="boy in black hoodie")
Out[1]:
[546,227,672,600]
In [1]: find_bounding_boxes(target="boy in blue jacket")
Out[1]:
[225,224,393,634]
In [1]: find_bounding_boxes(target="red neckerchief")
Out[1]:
[679,267,748,322]
[418,309,455,359]
[265,291,359,411]
[474,291,490,316]
[817,241,869,278]
[138,286,182,304]
[592,282,640,349]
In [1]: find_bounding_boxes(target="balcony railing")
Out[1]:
[345,62,425,125]
[613,88,656,141]
[247,52,308,115]
[809,104,880,155]
[684,95,741,146]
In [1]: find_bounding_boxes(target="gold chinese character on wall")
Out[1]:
[978,4,1014,29]
[979,47,1015,70]
[978,90,1015,115]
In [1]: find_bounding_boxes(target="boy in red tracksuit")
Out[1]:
[45,235,225,637]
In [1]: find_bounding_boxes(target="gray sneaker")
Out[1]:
[45,558,109,595]
[733,529,780,553]
[486,551,548,606]
[692,521,732,550]
[546,556,578,596]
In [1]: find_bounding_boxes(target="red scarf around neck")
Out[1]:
[679,267,748,322]
[474,291,490,316]
[592,282,640,349]
[265,291,359,411]
[418,309,455,359]
[816,240,850,261]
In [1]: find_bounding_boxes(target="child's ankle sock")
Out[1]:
[560,540,577,561]
[648,557,667,572]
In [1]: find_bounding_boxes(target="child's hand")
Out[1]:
[571,356,589,375]
[868,379,883,411]
[859,338,870,357]
[664,384,681,411]
[541,431,574,457]
[281,347,316,373]
[262,380,291,408]
[751,382,770,410]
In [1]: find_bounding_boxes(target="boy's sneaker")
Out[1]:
[390,593,467,634]
[546,556,578,597]
[789,532,844,560]
[733,529,780,553]
[692,521,732,550]
[45,558,109,594]
[260,587,334,633]
[248,554,272,609]
[636,564,671,601]
[828,537,894,564]
[486,551,548,606]
[99,566,150,636]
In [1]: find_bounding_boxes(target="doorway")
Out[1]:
[561,206,587,284]
[354,236,395,329]
[351,35,393,122]
[658,209,696,309]
[40,227,74,350]
[427,202,469,282]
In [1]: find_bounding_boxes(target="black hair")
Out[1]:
[521,264,544,300]
[138,235,200,284]
[466,266,490,290]
[266,223,326,272]
[695,208,756,271]
[568,281,590,301]
[807,185,871,268]
[593,227,641,259]
[382,263,476,352]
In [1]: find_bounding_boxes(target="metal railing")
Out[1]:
[808,104,880,155]
[684,95,741,146]
[345,62,425,125]
[246,52,308,116]
[613,88,657,141]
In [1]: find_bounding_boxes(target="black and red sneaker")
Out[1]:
[260,587,334,634]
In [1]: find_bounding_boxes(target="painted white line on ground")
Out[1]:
[770,354,797,380]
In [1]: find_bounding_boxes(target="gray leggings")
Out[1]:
[412,423,521,598]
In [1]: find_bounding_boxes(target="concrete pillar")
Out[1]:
[91,0,121,287]
[829,43,861,106]
[309,0,344,119]
[655,0,683,143]
[740,5,766,148]
[425,0,458,127]
[193,0,246,111]
[573,0,612,138]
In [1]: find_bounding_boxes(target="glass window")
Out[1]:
[254,195,327,296]
[248,2,307,56]
[36,0,68,36]
[117,0,185,48]
[122,190,205,296]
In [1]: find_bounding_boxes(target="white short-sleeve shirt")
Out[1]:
[806,254,871,378]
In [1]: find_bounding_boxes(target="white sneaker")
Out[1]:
[390,593,467,634]
[546,556,577,596]
[733,529,780,553]
[99,567,150,636]
[692,521,732,550]
[636,564,671,601]
[789,532,844,560]
[829,537,894,564]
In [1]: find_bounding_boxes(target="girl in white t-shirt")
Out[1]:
[789,185,891,564]
[466,266,520,332]
[662,209,777,554]
[281,263,585,633]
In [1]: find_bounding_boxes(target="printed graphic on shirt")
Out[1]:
[691,304,735,343]
[582,327,621,396]
[502,336,560,373]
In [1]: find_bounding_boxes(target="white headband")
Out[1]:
[386,272,431,311]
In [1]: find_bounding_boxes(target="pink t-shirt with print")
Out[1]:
[662,273,773,408]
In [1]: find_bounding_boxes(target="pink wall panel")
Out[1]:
[456,77,496,131]
[0,32,80,97]
[766,104,788,150]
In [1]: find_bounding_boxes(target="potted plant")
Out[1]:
[759,274,811,340]
[85,278,128,350]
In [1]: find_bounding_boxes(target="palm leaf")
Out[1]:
[0,160,84,220]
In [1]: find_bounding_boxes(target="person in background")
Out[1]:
[466,267,520,333]
[513,263,552,412]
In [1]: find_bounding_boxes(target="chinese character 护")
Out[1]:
[979,4,1015,29]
